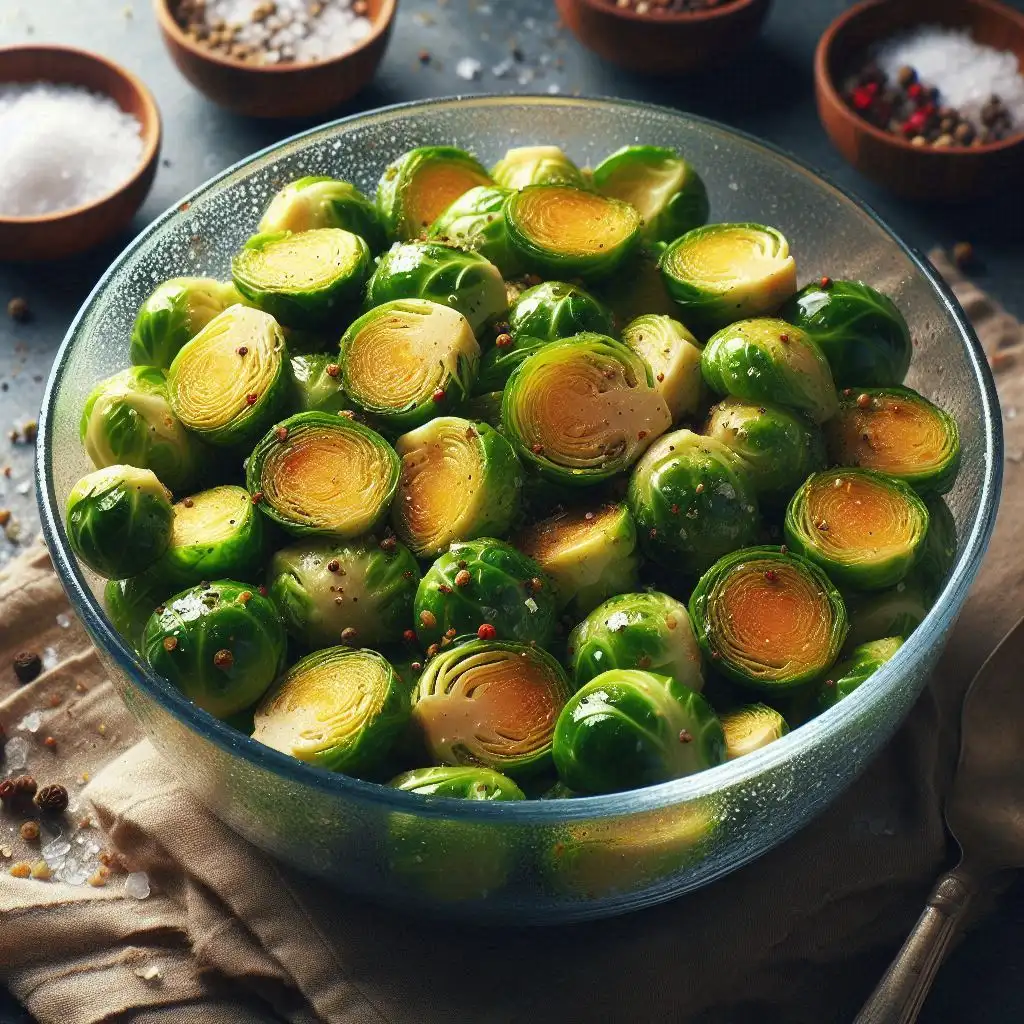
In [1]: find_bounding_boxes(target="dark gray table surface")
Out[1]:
[1,1,1022,1021]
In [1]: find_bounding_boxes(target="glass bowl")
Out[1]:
[37,96,1002,924]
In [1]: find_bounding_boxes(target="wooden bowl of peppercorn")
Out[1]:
[555,0,772,77]
[816,0,1024,201]
[154,0,397,119]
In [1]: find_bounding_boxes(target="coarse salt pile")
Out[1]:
[875,26,1024,134]
[0,84,145,218]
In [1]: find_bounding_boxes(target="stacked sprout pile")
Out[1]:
[66,142,962,812]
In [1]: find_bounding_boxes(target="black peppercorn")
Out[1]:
[13,651,42,684]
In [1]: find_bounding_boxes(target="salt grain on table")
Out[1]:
[124,871,151,899]
[4,736,29,771]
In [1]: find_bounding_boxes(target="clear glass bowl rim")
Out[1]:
[36,94,1003,826]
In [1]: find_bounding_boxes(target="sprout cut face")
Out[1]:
[247,412,399,538]
[491,145,586,189]
[719,704,789,760]
[816,636,904,712]
[621,314,705,423]
[427,185,523,277]
[388,766,525,801]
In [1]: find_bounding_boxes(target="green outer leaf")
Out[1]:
[816,636,904,711]
[780,280,912,388]
[552,669,724,794]
[144,580,286,719]
[104,569,174,654]
[622,313,705,423]
[627,429,760,578]
[508,281,614,342]
[462,391,504,428]
[916,496,957,595]
[427,185,524,277]
[288,353,349,414]
[388,765,525,800]
[491,145,585,189]
[843,573,932,650]
[475,335,551,393]
[719,704,789,760]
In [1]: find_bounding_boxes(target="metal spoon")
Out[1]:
[855,614,1024,1024]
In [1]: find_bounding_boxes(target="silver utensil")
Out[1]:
[855,615,1024,1023]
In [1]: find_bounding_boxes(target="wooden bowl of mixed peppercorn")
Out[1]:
[556,0,772,76]
[816,0,1024,201]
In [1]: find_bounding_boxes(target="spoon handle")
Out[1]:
[854,870,975,1024]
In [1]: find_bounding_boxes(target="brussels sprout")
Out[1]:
[377,145,493,241]
[780,280,912,388]
[463,390,504,429]
[516,503,639,616]
[253,646,409,775]
[475,335,551,394]
[392,417,523,558]
[627,429,760,578]
[267,536,420,649]
[80,366,203,494]
[288,353,348,414]
[816,637,904,711]
[509,281,614,342]
[427,185,524,276]
[785,468,930,591]
[129,277,243,369]
[844,578,930,649]
[501,334,671,485]
[104,570,170,653]
[505,185,643,281]
[232,229,371,330]
[167,304,289,450]
[144,580,286,718]
[66,465,173,580]
[689,546,848,691]
[258,176,387,253]
[491,145,586,189]
[596,246,680,325]
[701,318,838,424]
[916,496,957,594]
[246,412,399,539]
[552,669,724,794]
[414,538,556,649]
[704,397,827,509]
[366,240,507,335]
[622,314,705,423]
[282,326,335,355]
[389,766,525,801]
[340,300,480,431]
[410,638,572,778]
[592,145,709,244]
[825,386,961,495]
[659,223,798,336]
[568,591,704,694]
[719,704,789,760]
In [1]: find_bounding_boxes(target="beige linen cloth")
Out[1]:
[1,251,1022,1024]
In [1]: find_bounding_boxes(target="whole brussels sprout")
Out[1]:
[622,314,705,423]
[388,766,525,801]
[844,581,930,649]
[104,570,172,653]
[66,465,174,580]
[816,636,904,712]
[916,496,957,595]
[427,185,524,277]
[491,145,585,189]
[475,334,551,394]
[595,246,680,326]
[552,669,725,794]
[288,352,349,414]
[509,281,614,342]
[719,704,789,760]
[144,580,286,718]
[462,390,504,428]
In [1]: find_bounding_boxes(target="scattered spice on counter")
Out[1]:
[6,297,30,323]
[19,820,40,842]
[35,784,70,814]
[952,241,976,270]
[13,650,43,685]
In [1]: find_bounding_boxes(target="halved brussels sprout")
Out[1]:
[622,314,705,423]
[510,281,615,343]
[411,638,573,778]
[825,386,961,495]
[389,765,525,801]
[719,704,789,760]
[505,185,643,280]
[377,145,493,241]
[246,412,399,539]
[660,223,798,336]
[427,185,523,277]
[130,278,243,369]
[339,299,480,431]
[80,366,203,495]
[366,240,507,335]
[104,570,170,653]
[288,353,349,414]
[516,503,639,617]
[267,535,420,649]
[701,318,838,424]
[780,279,912,388]
[167,304,288,449]
[704,397,827,509]
[66,466,173,580]
[491,145,585,189]
[232,228,370,330]
[785,469,930,591]
[253,646,409,775]
[144,580,286,718]
[501,334,671,484]
[552,669,724,794]
[844,579,930,649]
[414,538,556,649]
[392,417,523,558]
[816,637,904,711]
[596,246,680,325]
[258,176,387,253]
[568,591,704,694]
[917,496,957,595]
[689,546,848,691]
[627,429,760,578]
[592,145,709,244]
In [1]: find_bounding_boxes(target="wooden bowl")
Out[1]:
[816,0,1024,202]
[154,0,396,118]
[0,45,161,262]
[555,0,772,76]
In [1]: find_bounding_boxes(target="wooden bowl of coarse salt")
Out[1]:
[0,45,161,262]
[816,0,1024,201]
[154,0,396,119]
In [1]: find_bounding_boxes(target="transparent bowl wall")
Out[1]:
[38,97,1001,924]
